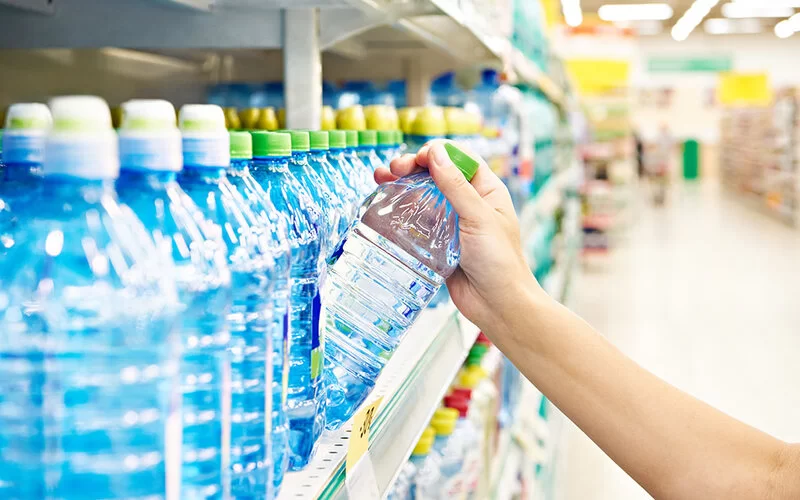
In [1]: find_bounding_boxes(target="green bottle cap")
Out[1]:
[328,130,346,149]
[395,130,404,145]
[229,131,253,160]
[252,131,292,157]
[309,130,329,150]
[469,344,489,357]
[444,142,479,181]
[345,130,359,148]
[358,129,377,147]
[288,130,310,152]
[377,130,394,146]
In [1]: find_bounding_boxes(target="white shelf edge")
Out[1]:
[278,301,480,499]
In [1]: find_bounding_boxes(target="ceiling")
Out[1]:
[578,0,797,36]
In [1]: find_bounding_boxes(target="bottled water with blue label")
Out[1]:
[326,130,362,217]
[344,130,377,198]
[176,105,275,498]
[250,131,326,471]
[0,95,182,499]
[308,130,355,243]
[116,99,233,500]
[323,143,479,428]
[226,131,292,494]
[0,103,51,254]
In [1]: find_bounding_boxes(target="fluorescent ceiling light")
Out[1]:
[704,17,762,34]
[672,0,720,41]
[598,3,673,21]
[721,3,794,18]
[733,0,800,7]
[775,19,794,38]
[562,0,583,27]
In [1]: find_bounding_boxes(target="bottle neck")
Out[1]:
[252,156,290,174]
[118,168,178,189]
[291,151,309,162]
[42,174,116,197]
[309,150,329,162]
[178,165,228,184]
[4,161,42,183]
[228,158,251,175]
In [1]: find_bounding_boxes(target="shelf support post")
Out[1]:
[404,57,430,107]
[283,8,322,130]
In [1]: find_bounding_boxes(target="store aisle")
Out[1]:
[555,184,800,500]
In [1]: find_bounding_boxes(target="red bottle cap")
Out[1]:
[451,387,472,400]
[476,332,491,346]
[444,394,469,417]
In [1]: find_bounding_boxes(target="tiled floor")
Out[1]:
[554,183,800,500]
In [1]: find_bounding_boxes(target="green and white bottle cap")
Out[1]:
[3,102,52,165]
[328,130,346,149]
[287,130,310,152]
[309,130,329,151]
[252,131,292,158]
[358,130,377,147]
[45,96,119,180]
[179,104,230,168]
[345,130,359,148]
[444,142,479,181]
[229,131,253,160]
[119,99,182,172]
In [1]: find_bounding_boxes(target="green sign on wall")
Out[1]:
[648,57,732,73]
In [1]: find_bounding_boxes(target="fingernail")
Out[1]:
[432,143,453,168]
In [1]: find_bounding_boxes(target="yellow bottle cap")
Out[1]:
[412,429,436,455]
[411,106,446,137]
[398,107,418,134]
[110,106,123,129]
[444,107,468,136]
[257,107,278,131]
[239,107,261,130]
[224,107,241,130]
[433,407,459,421]
[365,105,395,131]
[337,105,367,131]
[459,366,487,389]
[277,108,286,129]
[321,105,337,131]
[431,416,457,436]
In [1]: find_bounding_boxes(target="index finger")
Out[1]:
[388,153,425,177]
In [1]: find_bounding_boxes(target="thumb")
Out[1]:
[427,142,485,221]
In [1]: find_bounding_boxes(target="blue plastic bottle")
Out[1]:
[356,129,385,172]
[250,131,326,470]
[287,130,337,259]
[344,130,376,198]
[176,105,276,499]
[309,130,355,242]
[326,130,362,216]
[0,103,51,255]
[226,131,293,494]
[323,143,479,428]
[115,100,234,500]
[0,95,181,499]
[431,72,467,107]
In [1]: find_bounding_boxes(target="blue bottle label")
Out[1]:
[282,311,290,403]
[310,292,322,380]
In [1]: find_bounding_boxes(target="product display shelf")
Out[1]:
[518,162,580,243]
[277,301,480,499]
[509,48,566,110]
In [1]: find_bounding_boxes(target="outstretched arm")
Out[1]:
[379,142,800,499]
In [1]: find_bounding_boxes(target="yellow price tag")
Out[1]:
[346,397,383,473]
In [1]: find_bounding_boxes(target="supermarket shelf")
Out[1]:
[278,301,480,499]
[519,163,580,243]
[509,48,566,110]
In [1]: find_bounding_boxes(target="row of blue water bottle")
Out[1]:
[0,96,479,498]
[0,97,378,499]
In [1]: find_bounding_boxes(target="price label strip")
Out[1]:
[345,397,384,499]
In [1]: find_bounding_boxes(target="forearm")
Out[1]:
[485,279,794,499]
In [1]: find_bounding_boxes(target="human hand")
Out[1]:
[375,140,543,331]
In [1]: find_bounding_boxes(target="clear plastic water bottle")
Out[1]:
[375,130,397,166]
[226,131,292,494]
[356,130,385,172]
[249,131,327,471]
[176,105,275,498]
[287,130,338,258]
[115,99,233,500]
[343,130,376,198]
[0,95,181,499]
[326,130,363,217]
[323,143,479,428]
[0,103,51,254]
[308,131,356,242]
[430,408,464,498]
[409,427,441,500]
